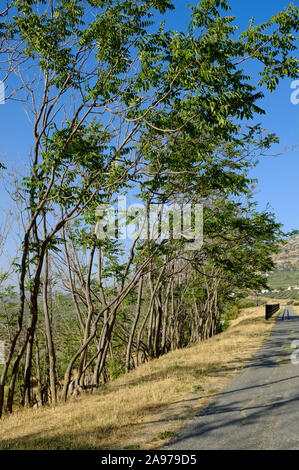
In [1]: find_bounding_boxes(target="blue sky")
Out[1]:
[0,0,299,236]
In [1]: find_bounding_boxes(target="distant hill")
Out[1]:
[273,234,299,271]
[268,234,299,290]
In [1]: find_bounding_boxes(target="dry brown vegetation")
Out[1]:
[0,303,284,450]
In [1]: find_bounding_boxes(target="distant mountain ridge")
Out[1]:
[273,234,299,271]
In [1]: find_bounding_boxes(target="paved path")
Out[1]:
[165,307,299,450]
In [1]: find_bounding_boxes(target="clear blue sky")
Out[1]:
[0,0,299,235]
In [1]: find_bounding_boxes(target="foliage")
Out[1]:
[0,0,298,414]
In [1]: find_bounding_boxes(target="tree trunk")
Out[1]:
[125,276,143,372]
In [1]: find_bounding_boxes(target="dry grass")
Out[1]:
[0,303,282,450]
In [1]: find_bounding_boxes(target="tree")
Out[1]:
[0,0,298,415]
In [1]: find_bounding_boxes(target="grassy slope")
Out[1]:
[0,302,287,450]
[268,270,299,290]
